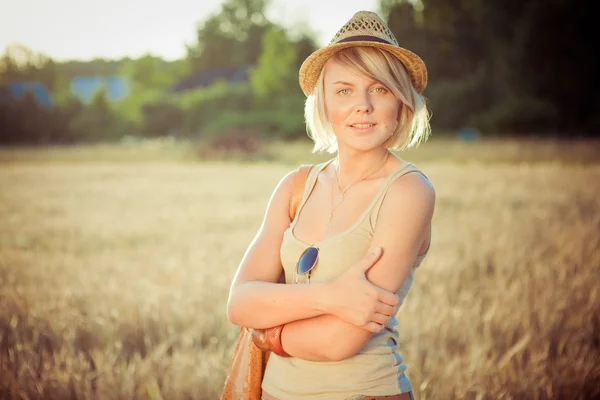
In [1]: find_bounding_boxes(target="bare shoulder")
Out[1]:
[262,166,310,225]
[267,168,298,209]
[280,164,314,187]
[276,168,299,194]
[384,168,436,215]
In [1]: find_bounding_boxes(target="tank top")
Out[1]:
[261,159,431,400]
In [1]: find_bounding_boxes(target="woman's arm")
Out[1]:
[227,170,400,330]
[280,173,436,361]
[227,169,326,328]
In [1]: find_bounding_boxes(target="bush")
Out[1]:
[0,93,75,145]
[111,84,163,124]
[140,101,184,137]
[69,89,135,142]
[202,108,305,140]
[173,82,307,140]
[424,66,491,130]
[194,129,266,161]
[469,95,558,133]
[175,82,254,137]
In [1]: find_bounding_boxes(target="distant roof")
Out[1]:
[170,66,250,93]
[1,82,54,108]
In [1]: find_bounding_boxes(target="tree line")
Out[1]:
[0,0,597,146]
[385,0,598,136]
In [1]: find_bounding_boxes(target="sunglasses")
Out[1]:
[295,246,319,284]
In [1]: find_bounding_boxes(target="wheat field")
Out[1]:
[0,139,599,399]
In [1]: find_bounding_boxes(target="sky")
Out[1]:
[0,0,381,62]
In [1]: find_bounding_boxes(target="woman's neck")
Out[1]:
[334,148,390,188]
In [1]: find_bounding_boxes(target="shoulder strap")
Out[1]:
[289,164,313,221]
[369,164,425,229]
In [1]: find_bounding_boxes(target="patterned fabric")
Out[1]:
[221,328,270,400]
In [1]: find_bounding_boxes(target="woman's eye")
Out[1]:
[338,89,351,95]
[373,87,388,93]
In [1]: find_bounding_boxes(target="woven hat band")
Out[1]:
[336,36,393,45]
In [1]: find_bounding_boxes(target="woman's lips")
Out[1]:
[349,123,377,132]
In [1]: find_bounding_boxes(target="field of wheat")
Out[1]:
[1,139,599,400]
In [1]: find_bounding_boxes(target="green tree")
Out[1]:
[119,54,187,90]
[292,34,317,70]
[250,27,297,101]
[70,89,119,141]
[141,101,184,137]
[55,58,129,80]
[0,43,57,91]
[187,0,273,72]
[378,0,593,133]
[188,15,241,71]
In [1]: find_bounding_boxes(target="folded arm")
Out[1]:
[227,169,332,329]
[280,173,435,361]
[227,169,399,330]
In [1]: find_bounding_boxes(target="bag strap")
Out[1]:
[289,164,313,221]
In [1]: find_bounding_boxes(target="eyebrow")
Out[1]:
[331,79,383,86]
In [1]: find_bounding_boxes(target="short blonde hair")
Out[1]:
[304,47,431,154]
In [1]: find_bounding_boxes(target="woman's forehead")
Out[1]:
[323,59,378,85]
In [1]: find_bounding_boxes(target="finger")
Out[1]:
[377,289,399,307]
[371,312,391,326]
[363,322,385,333]
[376,303,396,317]
[356,247,383,273]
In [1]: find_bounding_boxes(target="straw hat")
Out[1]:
[299,11,427,96]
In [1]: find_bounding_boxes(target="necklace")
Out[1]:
[327,151,389,225]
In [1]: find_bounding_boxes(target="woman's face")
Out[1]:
[323,59,401,153]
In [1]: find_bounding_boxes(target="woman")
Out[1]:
[227,10,434,400]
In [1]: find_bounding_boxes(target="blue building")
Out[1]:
[69,76,130,103]
[0,82,54,108]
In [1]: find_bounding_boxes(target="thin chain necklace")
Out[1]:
[327,151,390,225]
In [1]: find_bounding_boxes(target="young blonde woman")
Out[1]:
[227,11,434,400]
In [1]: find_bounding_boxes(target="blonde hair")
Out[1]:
[304,47,431,154]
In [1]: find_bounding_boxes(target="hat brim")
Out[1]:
[299,41,428,96]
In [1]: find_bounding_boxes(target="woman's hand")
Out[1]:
[321,247,400,333]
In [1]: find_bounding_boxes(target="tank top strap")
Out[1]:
[366,163,428,232]
[290,158,334,227]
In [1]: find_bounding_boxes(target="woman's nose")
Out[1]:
[354,92,372,113]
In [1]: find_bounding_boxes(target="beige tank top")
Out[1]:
[262,160,430,399]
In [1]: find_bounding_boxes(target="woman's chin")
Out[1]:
[339,137,389,153]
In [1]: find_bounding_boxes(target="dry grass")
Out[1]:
[0,139,599,399]
[1,136,599,166]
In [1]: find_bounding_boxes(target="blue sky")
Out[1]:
[0,0,380,61]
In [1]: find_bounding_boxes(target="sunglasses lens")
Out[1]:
[297,246,319,275]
